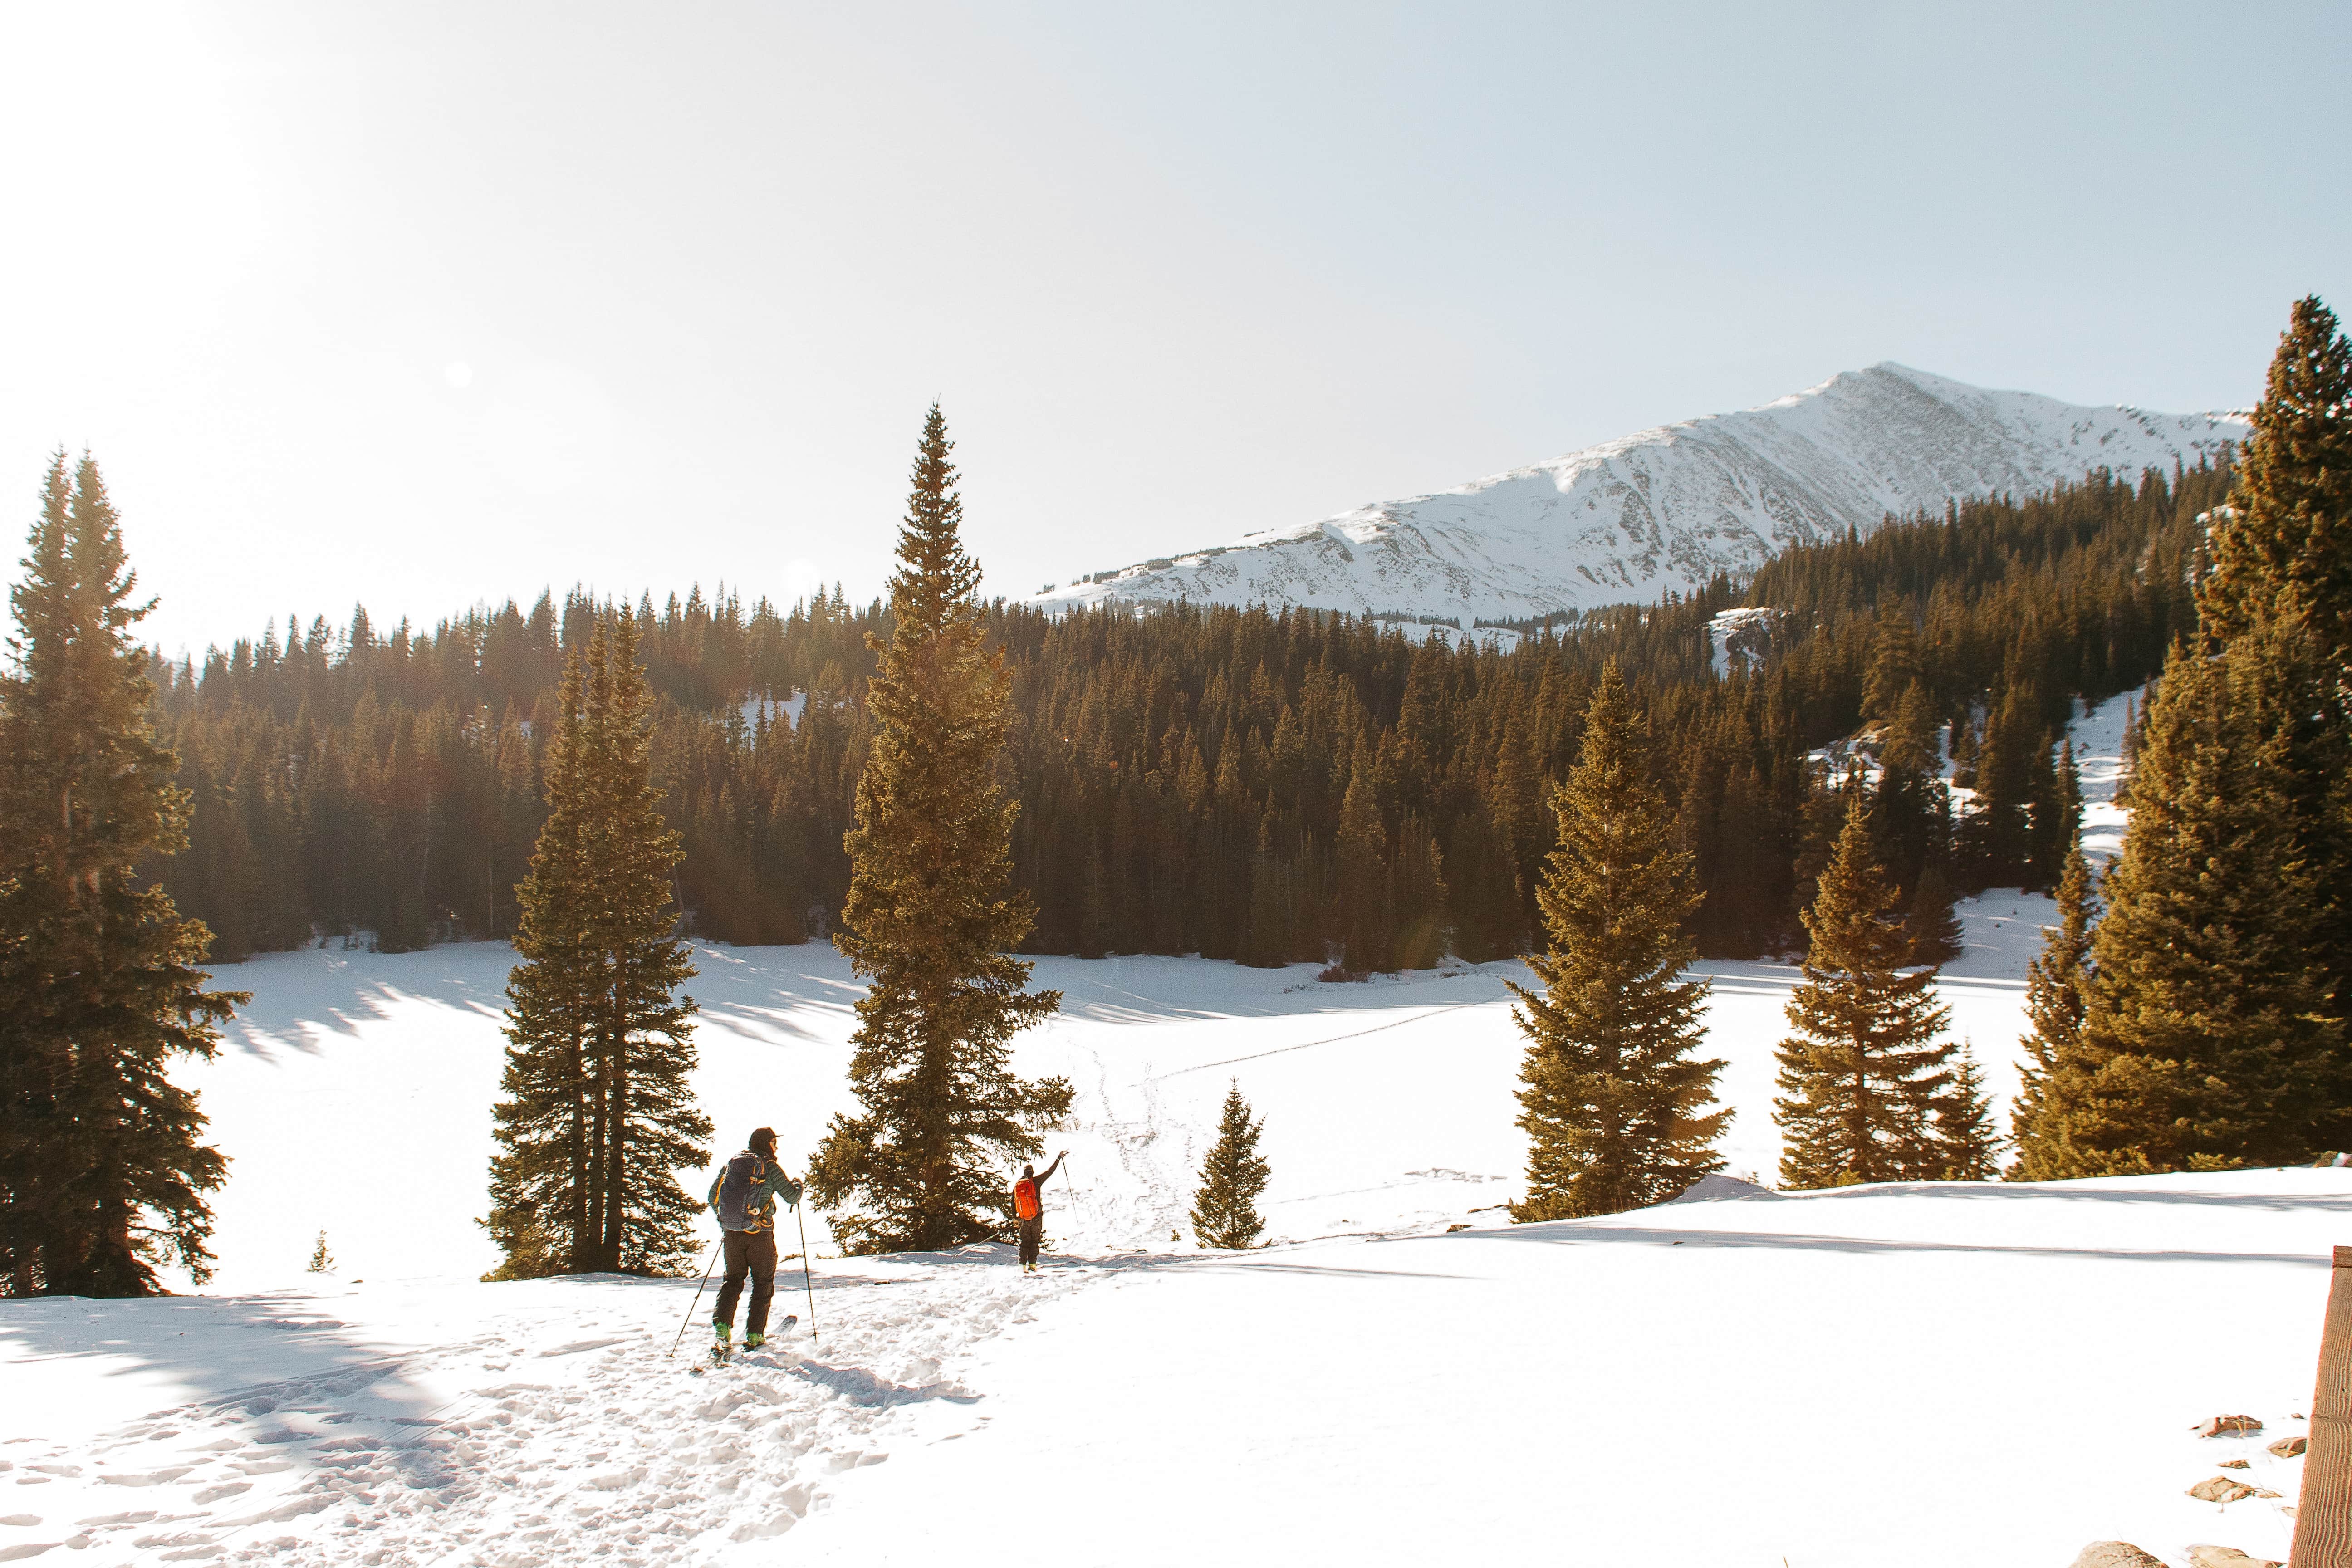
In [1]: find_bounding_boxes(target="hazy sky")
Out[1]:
[5,2,2347,658]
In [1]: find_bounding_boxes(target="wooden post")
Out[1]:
[2291,1245,2352,1568]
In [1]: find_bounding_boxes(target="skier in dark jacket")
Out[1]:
[707,1127,803,1355]
[1012,1151,1067,1273]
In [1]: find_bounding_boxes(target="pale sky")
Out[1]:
[5,2,2347,659]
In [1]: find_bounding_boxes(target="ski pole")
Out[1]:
[667,1237,724,1359]
[794,1200,819,1346]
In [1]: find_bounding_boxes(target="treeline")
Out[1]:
[150,460,2229,967]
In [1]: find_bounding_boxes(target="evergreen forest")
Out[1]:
[146,460,2227,969]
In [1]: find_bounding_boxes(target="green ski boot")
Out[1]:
[744,1332,765,1352]
[710,1322,732,1365]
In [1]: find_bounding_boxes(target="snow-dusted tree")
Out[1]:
[1191,1082,1271,1249]
[1511,663,1728,1220]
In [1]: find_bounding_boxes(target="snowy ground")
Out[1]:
[11,681,2308,1568]
[109,911,2043,1301]
[5,1163,2336,1565]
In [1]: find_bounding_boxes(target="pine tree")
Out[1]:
[2198,295,2352,1007]
[1868,682,1950,898]
[1509,662,1728,1220]
[1964,683,2036,886]
[306,1230,334,1274]
[1904,863,1965,965]
[484,608,710,1278]
[1862,601,1921,723]
[2201,296,2352,658]
[1772,794,1970,1188]
[2013,633,2347,1176]
[1190,1081,1270,1249]
[2021,735,2078,890]
[808,407,1069,1255]
[1390,812,1448,970]
[1938,1046,2001,1180]
[1334,761,1391,973]
[2009,835,2096,1177]
[1239,816,1294,968]
[0,455,244,1296]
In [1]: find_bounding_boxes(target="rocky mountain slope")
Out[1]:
[1027,364,2248,628]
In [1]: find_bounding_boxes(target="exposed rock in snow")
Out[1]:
[2187,1546,2283,1568]
[1707,607,1779,677]
[2267,1436,2307,1458]
[1664,1172,1784,1204]
[2193,1415,2264,1438]
[1028,364,2247,628]
[2069,1544,2165,1568]
[2188,1475,2259,1503]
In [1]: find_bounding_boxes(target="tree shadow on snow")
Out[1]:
[1466,1222,2336,1270]
[1721,1179,2352,1216]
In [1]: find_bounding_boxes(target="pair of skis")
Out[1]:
[667,1202,822,1362]
[691,1314,799,1375]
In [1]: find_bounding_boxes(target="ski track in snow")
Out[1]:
[0,1259,1100,1565]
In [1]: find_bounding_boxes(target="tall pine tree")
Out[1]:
[1510,663,1728,1220]
[808,407,1069,1254]
[2013,631,2346,1176]
[0,455,244,1296]
[2198,294,2352,1011]
[2202,296,2352,658]
[1773,794,1973,1188]
[484,608,710,1278]
[2008,835,2096,1178]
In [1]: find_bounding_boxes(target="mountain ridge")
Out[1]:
[1026,363,2249,627]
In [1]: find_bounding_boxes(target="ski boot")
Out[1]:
[744,1332,765,1352]
[710,1322,732,1366]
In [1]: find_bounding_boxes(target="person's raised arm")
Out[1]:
[1037,1151,1068,1187]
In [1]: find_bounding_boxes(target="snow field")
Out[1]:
[789,1171,2345,1567]
[12,1169,2335,1565]
[0,1254,1098,1565]
[162,927,2033,1304]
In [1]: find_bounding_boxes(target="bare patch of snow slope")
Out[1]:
[1029,364,2245,628]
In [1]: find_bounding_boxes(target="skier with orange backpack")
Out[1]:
[1012,1151,1067,1273]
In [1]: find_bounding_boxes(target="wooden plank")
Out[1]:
[2291,1245,2352,1567]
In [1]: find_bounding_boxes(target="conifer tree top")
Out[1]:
[2204,295,2352,650]
[889,404,983,639]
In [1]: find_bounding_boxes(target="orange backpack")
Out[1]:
[1014,1177,1040,1220]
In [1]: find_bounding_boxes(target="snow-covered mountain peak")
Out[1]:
[1027,365,2249,629]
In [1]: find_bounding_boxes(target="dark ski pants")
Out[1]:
[715,1229,777,1337]
[1018,1217,1043,1268]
